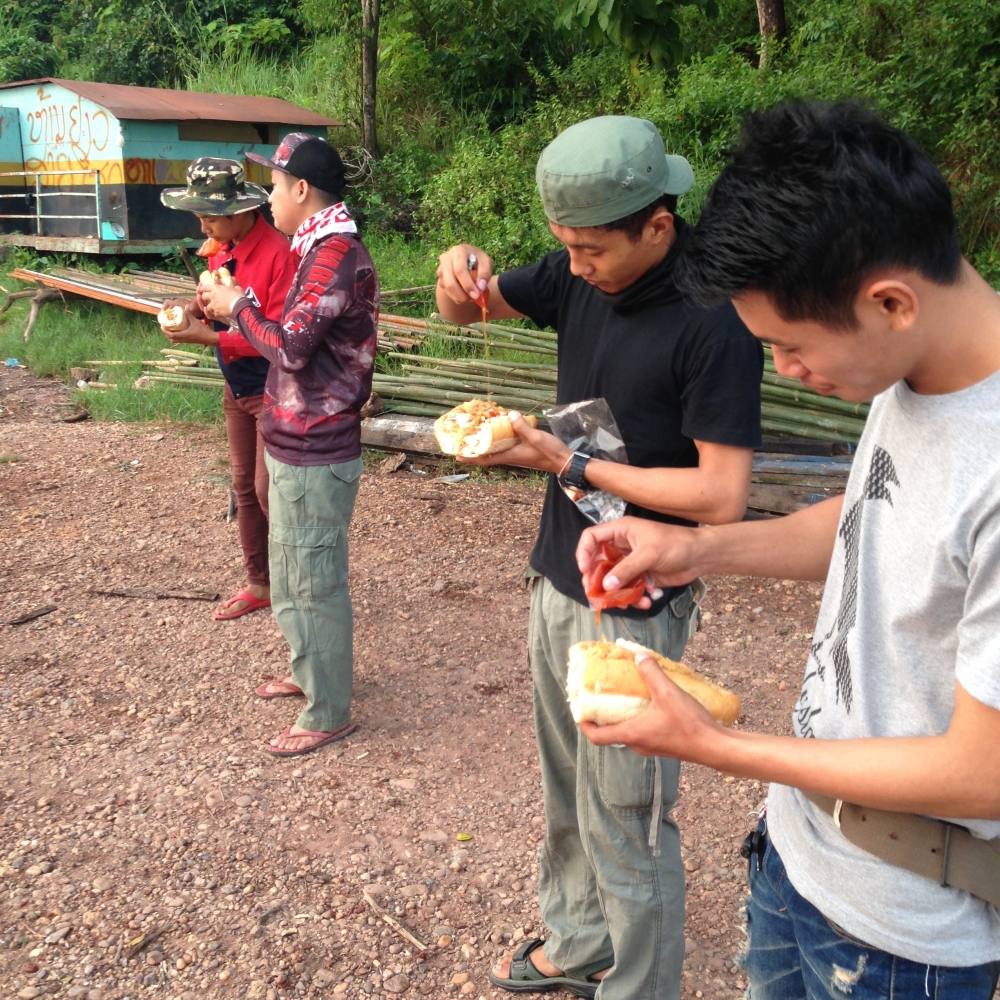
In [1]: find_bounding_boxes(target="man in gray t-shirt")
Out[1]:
[576,100,1000,997]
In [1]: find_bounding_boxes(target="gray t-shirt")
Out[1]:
[768,371,1000,966]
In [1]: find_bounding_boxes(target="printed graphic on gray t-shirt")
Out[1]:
[767,374,1000,967]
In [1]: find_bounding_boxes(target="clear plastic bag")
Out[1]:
[545,397,627,524]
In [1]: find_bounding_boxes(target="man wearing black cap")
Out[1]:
[202,133,379,758]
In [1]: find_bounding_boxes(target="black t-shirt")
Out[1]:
[498,221,763,613]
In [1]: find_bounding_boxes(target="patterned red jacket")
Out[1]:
[231,233,379,466]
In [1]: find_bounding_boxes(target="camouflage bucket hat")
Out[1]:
[160,157,269,215]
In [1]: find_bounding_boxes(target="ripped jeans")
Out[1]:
[744,825,1000,999]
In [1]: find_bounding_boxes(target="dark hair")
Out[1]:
[598,193,678,240]
[678,100,962,328]
[311,184,344,206]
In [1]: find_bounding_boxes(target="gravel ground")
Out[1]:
[0,366,823,1000]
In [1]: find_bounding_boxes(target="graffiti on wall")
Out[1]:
[23,85,123,184]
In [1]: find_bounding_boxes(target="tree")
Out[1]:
[558,0,787,68]
[556,0,710,68]
[361,0,381,155]
[755,0,786,66]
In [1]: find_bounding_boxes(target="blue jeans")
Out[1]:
[744,824,1000,999]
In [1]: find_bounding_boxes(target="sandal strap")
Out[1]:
[508,938,548,982]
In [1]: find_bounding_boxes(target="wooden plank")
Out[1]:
[9,268,162,313]
[747,482,839,515]
[752,454,853,476]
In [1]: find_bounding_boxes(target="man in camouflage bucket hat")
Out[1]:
[161,157,270,215]
[159,156,296,624]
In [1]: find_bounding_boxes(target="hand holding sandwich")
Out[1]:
[580,654,726,764]
[459,410,570,471]
[200,280,246,323]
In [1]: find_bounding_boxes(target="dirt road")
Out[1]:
[0,367,821,999]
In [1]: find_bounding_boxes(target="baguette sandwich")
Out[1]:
[157,305,187,333]
[567,638,741,726]
[433,399,537,458]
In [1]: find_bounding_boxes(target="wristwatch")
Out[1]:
[558,450,591,491]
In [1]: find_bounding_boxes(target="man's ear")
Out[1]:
[295,179,310,205]
[861,278,919,332]
[645,205,675,244]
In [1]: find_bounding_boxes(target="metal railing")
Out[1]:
[0,169,102,237]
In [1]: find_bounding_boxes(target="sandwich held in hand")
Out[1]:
[433,399,537,458]
[157,305,187,333]
[567,638,741,726]
[584,540,647,622]
[199,267,234,288]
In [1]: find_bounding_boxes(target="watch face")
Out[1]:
[567,451,589,489]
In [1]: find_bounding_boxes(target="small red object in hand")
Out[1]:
[584,541,646,624]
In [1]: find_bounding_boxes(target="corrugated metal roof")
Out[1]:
[0,78,338,127]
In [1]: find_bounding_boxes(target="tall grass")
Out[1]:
[0,293,220,423]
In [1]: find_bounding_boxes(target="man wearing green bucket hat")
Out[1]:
[435,116,763,998]
[160,157,296,623]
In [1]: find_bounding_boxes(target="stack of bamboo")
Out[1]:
[121,310,867,446]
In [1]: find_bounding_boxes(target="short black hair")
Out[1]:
[678,100,962,328]
[311,184,344,206]
[598,193,678,241]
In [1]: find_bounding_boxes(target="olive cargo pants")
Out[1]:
[265,453,362,733]
[529,575,700,1000]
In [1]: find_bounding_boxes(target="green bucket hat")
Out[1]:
[160,157,269,215]
[536,116,694,227]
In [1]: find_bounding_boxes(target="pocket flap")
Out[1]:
[270,523,341,549]
[329,457,363,483]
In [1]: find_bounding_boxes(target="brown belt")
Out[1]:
[803,793,1000,908]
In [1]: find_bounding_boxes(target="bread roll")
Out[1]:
[433,399,537,458]
[157,305,187,333]
[567,638,741,726]
[198,267,234,288]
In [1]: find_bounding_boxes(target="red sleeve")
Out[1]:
[262,249,297,323]
[217,235,296,363]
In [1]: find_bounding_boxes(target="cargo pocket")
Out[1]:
[595,743,655,812]
[327,458,363,522]
[269,458,306,507]
[269,523,344,600]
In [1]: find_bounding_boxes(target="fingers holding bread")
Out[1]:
[199,266,234,288]
[567,638,741,728]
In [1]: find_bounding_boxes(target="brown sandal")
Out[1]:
[254,676,304,700]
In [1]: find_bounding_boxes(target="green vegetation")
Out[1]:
[0,296,219,423]
[1,0,997,428]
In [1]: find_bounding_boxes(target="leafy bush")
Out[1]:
[419,0,999,283]
[418,50,642,267]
